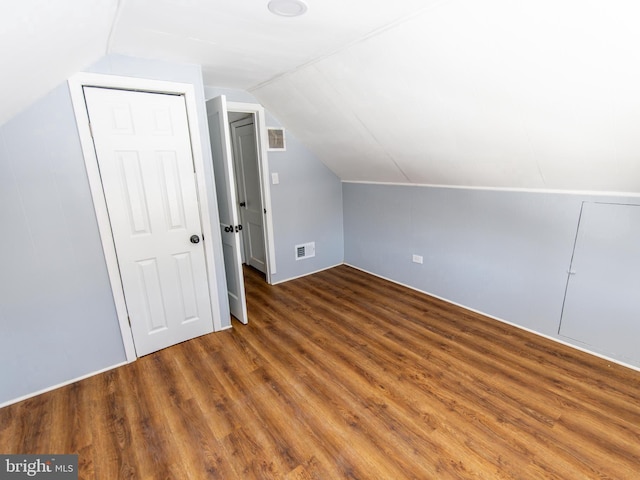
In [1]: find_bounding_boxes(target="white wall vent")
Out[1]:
[295,242,315,260]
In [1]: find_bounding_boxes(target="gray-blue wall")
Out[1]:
[0,82,126,405]
[0,55,231,405]
[204,87,344,283]
[0,57,344,406]
[343,182,640,368]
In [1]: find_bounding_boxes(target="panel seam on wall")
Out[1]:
[557,201,585,334]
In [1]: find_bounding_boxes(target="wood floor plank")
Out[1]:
[244,294,485,477]
[172,340,239,441]
[311,267,640,477]
[116,358,174,479]
[1,264,639,479]
[339,266,640,404]
[253,280,542,478]
[309,267,640,433]
[90,370,138,480]
[240,323,443,478]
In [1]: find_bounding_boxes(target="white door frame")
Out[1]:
[68,72,222,362]
[227,101,277,283]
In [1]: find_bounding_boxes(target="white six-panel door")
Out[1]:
[83,87,214,356]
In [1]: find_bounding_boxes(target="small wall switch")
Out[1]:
[412,254,423,264]
[271,172,280,185]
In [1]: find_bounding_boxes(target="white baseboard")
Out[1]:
[0,361,130,409]
[6,263,634,409]
[270,262,344,285]
[344,263,640,374]
[1,325,238,409]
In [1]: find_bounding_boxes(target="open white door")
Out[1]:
[206,96,248,324]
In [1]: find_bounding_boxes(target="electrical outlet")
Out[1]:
[412,254,423,264]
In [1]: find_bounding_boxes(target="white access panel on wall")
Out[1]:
[559,202,640,364]
[84,86,215,356]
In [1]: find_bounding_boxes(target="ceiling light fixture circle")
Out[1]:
[268,0,308,17]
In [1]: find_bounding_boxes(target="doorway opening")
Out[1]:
[228,111,268,278]
[206,96,276,326]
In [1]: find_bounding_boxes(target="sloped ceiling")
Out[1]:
[3,0,640,193]
[251,0,640,192]
[0,0,118,125]
[109,0,433,90]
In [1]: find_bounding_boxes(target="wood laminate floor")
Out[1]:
[1,265,639,479]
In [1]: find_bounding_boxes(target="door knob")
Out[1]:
[239,202,246,207]
[190,235,200,244]
[224,226,233,233]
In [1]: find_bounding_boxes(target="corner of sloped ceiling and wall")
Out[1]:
[251,0,640,194]
[0,0,119,126]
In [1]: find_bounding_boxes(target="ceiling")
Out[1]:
[3,0,640,193]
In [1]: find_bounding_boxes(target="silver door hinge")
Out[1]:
[88,122,94,138]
